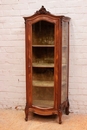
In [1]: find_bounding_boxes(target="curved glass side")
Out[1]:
[61,21,69,103]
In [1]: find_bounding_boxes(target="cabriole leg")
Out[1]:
[65,100,69,115]
[58,108,62,124]
[25,103,29,121]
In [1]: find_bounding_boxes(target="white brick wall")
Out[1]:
[0,0,87,113]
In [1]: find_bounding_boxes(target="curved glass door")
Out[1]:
[32,20,55,108]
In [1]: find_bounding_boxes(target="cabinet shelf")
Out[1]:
[32,63,54,68]
[33,100,54,107]
[33,80,54,87]
[32,45,54,47]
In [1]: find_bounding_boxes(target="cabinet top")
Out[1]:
[23,6,70,21]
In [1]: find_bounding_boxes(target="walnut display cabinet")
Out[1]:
[24,6,70,124]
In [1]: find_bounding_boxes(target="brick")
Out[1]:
[12,4,29,10]
[69,77,82,83]
[66,1,83,7]
[3,22,24,29]
[1,0,18,4]
[0,84,25,92]
[74,46,87,53]
[69,82,82,89]
[81,78,87,83]
[0,23,3,28]
[10,29,25,35]
[75,59,87,65]
[18,0,30,3]
[82,66,87,77]
[69,88,79,95]
[0,92,26,99]
[0,10,3,16]
[69,65,82,76]
[0,5,13,10]
[0,41,25,47]
[0,29,11,35]
[3,10,21,16]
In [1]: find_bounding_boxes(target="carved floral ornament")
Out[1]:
[35,6,50,15]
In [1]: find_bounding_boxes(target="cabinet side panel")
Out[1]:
[61,21,69,103]
[54,20,60,109]
[25,22,32,107]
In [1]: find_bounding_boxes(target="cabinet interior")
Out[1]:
[32,20,54,45]
[32,20,55,108]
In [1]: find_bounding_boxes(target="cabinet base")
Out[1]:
[25,100,69,124]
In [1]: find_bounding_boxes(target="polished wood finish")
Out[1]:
[24,6,70,124]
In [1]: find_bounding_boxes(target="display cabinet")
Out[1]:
[24,6,70,124]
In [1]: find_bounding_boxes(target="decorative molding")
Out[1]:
[35,6,50,15]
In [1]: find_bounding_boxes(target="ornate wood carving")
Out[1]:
[35,6,50,15]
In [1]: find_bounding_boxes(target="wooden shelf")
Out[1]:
[32,63,54,68]
[33,100,54,108]
[32,45,54,47]
[33,80,54,87]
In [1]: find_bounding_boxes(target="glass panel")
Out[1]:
[32,21,54,45]
[32,68,54,108]
[32,47,54,67]
[61,21,69,103]
[32,21,54,108]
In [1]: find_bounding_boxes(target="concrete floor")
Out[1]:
[0,109,87,130]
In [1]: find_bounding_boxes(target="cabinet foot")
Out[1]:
[65,100,69,115]
[25,104,29,121]
[25,117,28,121]
[58,108,62,124]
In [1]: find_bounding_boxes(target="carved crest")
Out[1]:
[35,6,50,15]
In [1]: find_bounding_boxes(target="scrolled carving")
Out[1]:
[35,6,50,15]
